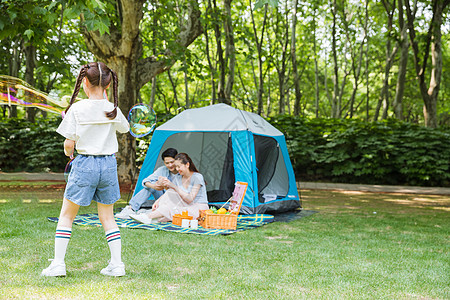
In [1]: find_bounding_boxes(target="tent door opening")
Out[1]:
[253,135,289,204]
[154,131,235,204]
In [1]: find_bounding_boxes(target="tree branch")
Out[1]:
[136,0,203,89]
[119,0,145,57]
[136,57,170,89]
[81,0,145,60]
[420,0,437,78]
[81,15,121,60]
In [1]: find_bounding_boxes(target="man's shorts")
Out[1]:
[64,154,120,206]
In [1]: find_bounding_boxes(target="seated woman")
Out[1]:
[130,153,209,224]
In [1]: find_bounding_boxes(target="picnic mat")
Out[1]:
[47,213,275,236]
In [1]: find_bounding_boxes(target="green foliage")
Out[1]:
[64,0,111,34]
[269,116,450,187]
[253,0,279,10]
[0,0,62,41]
[0,117,66,172]
[1,0,449,123]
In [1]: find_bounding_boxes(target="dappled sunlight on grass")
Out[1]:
[301,190,450,214]
[339,190,367,195]
[0,180,448,299]
[382,197,450,211]
[38,199,58,203]
[0,181,132,210]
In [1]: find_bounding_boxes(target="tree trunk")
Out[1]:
[423,0,446,128]
[278,73,285,115]
[365,38,370,121]
[183,57,190,108]
[213,0,234,105]
[266,75,271,116]
[324,52,333,118]
[167,69,181,109]
[291,0,302,116]
[393,0,409,120]
[149,3,158,110]
[375,0,398,121]
[24,44,37,122]
[250,0,268,115]
[331,0,340,118]
[10,40,22,79]
[81,0,203,185]
[108,57,140,187]
[212,0,226,103]
[312,6,319,118]
[405,0,448,128]
[8,39,22,118]
[149,77,157,108]
[223,0,235,105]
[343,0,368,119]
[274,2,289,115]
[204,0,216,104]
[237,68,253,112]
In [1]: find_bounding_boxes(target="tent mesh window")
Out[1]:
[253,135,289,203]
[155,132,235,204]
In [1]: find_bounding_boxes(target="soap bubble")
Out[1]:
[0,75,69,115]
[128,104,157,138]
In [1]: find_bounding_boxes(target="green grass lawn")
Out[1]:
[0,182,448,299]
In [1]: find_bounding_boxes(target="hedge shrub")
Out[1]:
[0,118,66,172]
[268,116,450,187]
[2,116,449,187]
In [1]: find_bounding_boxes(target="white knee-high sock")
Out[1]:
[105,228,122,265]
[54,226,72,263]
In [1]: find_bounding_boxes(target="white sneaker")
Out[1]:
[130,213,155,225]
[115,205,135,219]
[41,259,66,277]
[137,208,150,214]
[100,261,125,277]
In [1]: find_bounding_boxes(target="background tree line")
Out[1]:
[0,0,449,185]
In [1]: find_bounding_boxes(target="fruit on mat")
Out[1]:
[217,208,227,214]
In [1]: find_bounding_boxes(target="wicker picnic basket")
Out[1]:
[198,181,248,230]
[199,211,238,230]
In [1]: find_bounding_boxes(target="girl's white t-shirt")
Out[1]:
[57,99,129,155]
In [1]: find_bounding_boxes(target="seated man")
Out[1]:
[115,148,179,219]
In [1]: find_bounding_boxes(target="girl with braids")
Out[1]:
[130,153,209,224]
[41,62,129,277]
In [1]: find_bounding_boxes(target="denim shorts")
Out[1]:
[64,154,121,206]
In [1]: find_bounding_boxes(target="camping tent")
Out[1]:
[133,103,300,214]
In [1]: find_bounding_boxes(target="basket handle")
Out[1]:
[219,196,233,210]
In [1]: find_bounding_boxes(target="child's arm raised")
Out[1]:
[64,139,75,157]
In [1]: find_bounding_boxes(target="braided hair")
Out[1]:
[65,62,118,119]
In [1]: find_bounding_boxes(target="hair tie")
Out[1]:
[98,62,102,87]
